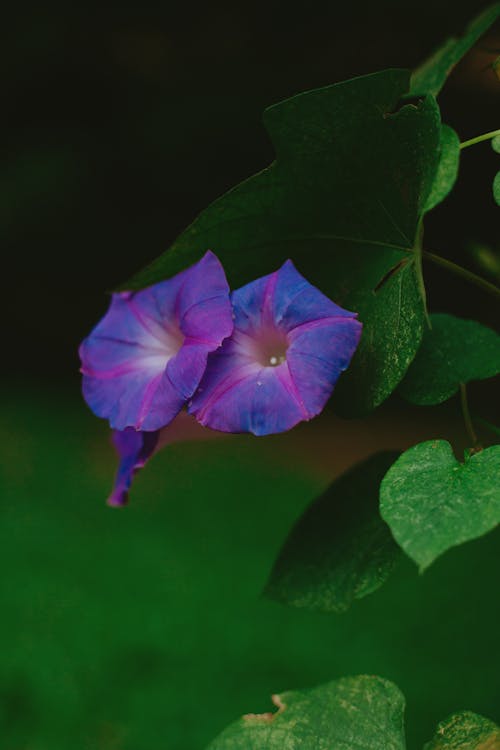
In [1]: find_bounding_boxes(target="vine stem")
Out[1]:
[422,250,500,300]
[460,128,500,149]
[459,383,480,451]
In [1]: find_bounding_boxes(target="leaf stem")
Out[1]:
[460,128,500,149]
[422,250,500,300]
[459,383,480,451]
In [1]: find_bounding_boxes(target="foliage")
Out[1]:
[78,6,500,747]
[493,172,500,206]
[399,314,500,405]
[123,69,442,416]
[424,126,460,213]
[207,675,406,750]
[380,441,500,570]
[265,453,401,613]
[424,711,500,750]
[207,676,500,749]
[410,4,500,96]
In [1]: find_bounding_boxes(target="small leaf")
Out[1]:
[411,5,500,96]
[493,171,500,206]
[380,440,500,571]
[492,135,500,154]
[398,314,500,405]
[123,69,442,415]
[265,453,401,613]
[424,711,500,749]
[206,675,406,750]
[424,125,460,212]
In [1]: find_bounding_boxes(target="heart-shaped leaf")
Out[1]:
[124,70,442,415]
[265,453,401,613]
[424,711,500,749]
[206,675,406,750]
[411,5,500,97]
[380,440,500,570]
[398,314,500,405]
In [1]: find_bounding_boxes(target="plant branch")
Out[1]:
[422,250,500,300]
[460,128,500,149]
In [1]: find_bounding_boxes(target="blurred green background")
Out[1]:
[1,1,499,748]
[1,390,499,749]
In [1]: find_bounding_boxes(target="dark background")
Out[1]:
[1,3,499,749]
[3,0,499,384]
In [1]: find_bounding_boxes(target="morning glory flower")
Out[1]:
[189,260,362,435]
[108,428,159,507]
[107,412,219,507]
[79,251,233,432]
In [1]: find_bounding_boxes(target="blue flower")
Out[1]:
[79,252,233,431]
[190,260,362,435]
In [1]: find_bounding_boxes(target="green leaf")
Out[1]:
[424,126,460,212]
[380,440,500,571]
[331,256,426,416]
[411,4,500,96]
[424,711,500,749]
[206,675,406,750]
[265,453,401,613]
[124,69,442,415]
[398,314,500,405]
[493,171,500,205]
[492,135,500,154]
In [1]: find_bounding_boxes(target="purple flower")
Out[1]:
[107,412,223,507]
[79,251,233,432]
[189,260,362,435]
[108,428,159,507]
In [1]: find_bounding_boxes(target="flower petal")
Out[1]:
[191,360,306,435]
[165,340,215,400]
[229,259,356,335]
[287,317,363,416]
[177,251,234,344]
[108,429,159,507]
[80,252,233,431]
[191,259,362,435]
[271,259,357,331]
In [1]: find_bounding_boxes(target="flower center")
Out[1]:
[252,328,289,367]
[158,321,185,358]
[143,321,185,371]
